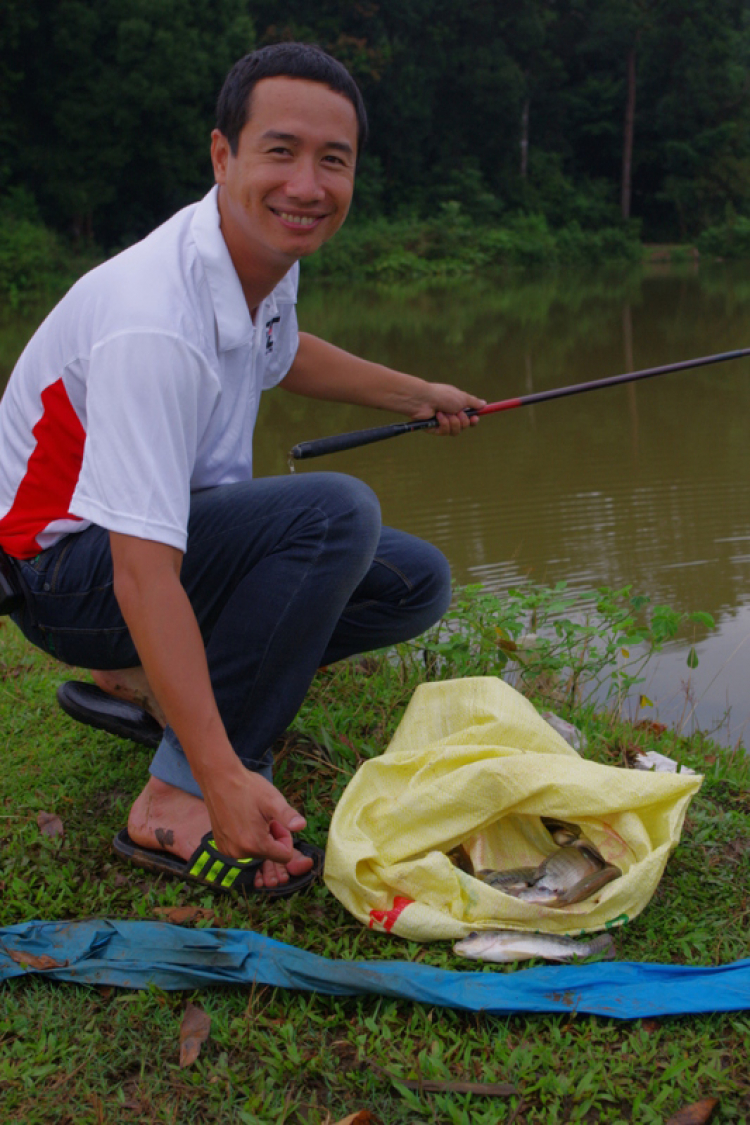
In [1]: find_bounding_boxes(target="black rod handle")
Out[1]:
[290,416,439,460]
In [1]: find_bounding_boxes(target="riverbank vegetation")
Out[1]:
[2,583,749,1123]
[5,0,750,300]
[0,191,99,307]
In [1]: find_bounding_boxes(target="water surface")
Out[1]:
[3,263,750,745]
[259,263,750,747]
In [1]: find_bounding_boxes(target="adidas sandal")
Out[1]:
[112,828,323,898]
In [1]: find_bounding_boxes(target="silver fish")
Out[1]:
[453,928,616,963]
[476,866,539,893]
[517,845,621,906]
[535,844,604,890]
[473,844,621,907]
[516,864,621,906]
[447,827,622,908]
[540,816,583,847]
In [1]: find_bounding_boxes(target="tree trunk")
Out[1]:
[621,44,637,220]
[520,98,530,178]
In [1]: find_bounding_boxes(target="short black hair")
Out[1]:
[216,43,368,160]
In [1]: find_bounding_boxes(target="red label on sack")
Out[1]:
[368,896,414,932]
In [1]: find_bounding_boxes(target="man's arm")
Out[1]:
[281,332,486,436]
[109,532,304,861]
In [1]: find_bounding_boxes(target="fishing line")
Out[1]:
[289,347,750,462]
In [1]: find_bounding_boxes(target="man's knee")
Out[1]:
[299,472,382,565]
[314,472,381,532]
[360,531,452,619]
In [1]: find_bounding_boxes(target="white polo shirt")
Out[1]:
[0,187,299,558]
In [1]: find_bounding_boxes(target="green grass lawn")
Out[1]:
[1,592,749,1125]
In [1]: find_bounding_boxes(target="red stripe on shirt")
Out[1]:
[0,378,85,558]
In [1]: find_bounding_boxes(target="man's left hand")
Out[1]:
[409,383,486,435]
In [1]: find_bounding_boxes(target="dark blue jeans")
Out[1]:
[13,473,451,796]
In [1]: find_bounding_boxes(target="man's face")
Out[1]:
[211,76,358,271]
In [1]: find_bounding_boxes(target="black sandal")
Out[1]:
[57,681,163,748]
[112,829,324,898]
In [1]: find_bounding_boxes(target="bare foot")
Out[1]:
[127,776,313,889]
[92,666,167,728]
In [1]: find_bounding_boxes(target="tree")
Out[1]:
[9,0,254,245]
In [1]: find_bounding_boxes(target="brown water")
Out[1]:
[4,262,750,745]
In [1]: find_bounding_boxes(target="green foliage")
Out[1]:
[0,190,99,305]
[415,582,715,712]
[0,218,64,306]
[9,0,254,245]
[4,0,750,248]
[1,595,749,1122]
[304,211,641,282]
[697,213,750,259]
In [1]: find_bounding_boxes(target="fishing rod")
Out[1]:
[290,347,750,462]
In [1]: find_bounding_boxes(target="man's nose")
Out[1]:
[284,157,325,202]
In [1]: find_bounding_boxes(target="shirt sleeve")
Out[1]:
[70,330,220,551]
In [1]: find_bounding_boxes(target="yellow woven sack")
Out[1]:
[324,677,702,941]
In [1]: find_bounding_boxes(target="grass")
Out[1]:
[1,585,750,1125]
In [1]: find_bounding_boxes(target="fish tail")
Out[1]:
[587,933,616,960]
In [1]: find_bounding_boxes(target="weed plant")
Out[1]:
[419,582,715,714]
[302,207,642,285]
[0,191,98,308]
[1,583,749,1125]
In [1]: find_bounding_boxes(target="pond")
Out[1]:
[3,261,750,747]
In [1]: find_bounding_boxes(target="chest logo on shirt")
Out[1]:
[265,316,281,353]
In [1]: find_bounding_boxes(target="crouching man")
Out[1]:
[0,43,483,896]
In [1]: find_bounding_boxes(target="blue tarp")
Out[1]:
[2,920,750,1018]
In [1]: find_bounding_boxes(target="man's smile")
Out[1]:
[270,209,326,228]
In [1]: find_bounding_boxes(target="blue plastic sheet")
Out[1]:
[2,920,749,1018]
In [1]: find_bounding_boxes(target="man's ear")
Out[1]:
[210,129,231,184]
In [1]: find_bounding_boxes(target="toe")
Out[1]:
[253,849,314,888]
[254,859,290,889]
[286,850,314,877]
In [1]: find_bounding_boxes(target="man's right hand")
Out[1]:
[110,532,307,869]
[202,763,307,863]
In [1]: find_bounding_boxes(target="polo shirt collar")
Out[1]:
[191,186,253,352]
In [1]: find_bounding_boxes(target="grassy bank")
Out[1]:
[10,198,750,303]
[0,210,98,309]
[303,210,641,283]
[1,584,749,1124]
[0,206,642,304]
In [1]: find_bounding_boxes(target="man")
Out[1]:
[0,43,484,896]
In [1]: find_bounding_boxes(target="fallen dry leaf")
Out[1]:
[154,906,216,925]
[333,1114,380,1125]
[633,719,668,736]
[5,947,66,970]
[665,1098,719,1125]
[179,1003,211,1067]
[496,637,519,652]
[36,811,64,838]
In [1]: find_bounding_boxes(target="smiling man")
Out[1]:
[0,44,484,896]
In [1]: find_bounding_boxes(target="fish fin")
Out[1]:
[587,933,617,960]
